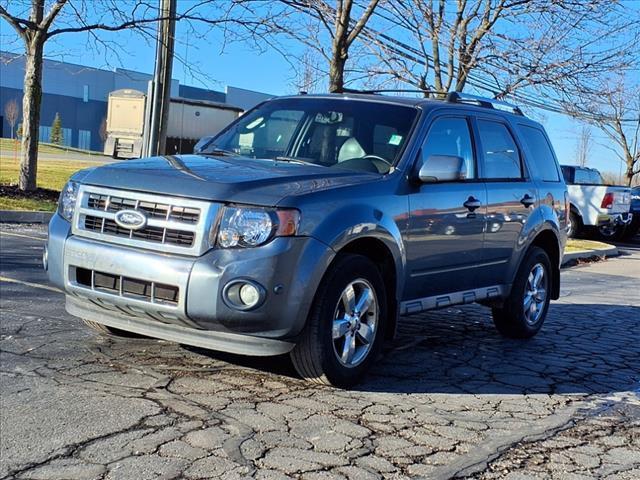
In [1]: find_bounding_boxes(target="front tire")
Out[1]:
[492,247,552,339]
[290,254,386,387]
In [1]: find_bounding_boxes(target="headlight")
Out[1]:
[58,181,79,222]
[213,206,300,248]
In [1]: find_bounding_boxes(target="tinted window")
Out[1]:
[421,117,475,179]
[518,125,560,181]
[573,168,604,185]
[477,120,522,179]
[208,98,418,174]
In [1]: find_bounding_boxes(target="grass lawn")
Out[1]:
[0,137,103,156]
[565,238,613,253]
[0,156,106,211]
[0,195,57,212]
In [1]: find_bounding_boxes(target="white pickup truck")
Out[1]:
[561,165,632,240]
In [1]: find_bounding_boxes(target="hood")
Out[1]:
[76,154,378,206]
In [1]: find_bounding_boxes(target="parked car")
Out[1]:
[561,165,632,240]
[623,186,640,239]
[45,92,567,387]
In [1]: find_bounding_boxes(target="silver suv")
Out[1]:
[45,93,568,387]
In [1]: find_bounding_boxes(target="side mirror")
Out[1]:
[418,154,465,183]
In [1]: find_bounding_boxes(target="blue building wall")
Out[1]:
[0,51,272,151]
[178,85,225,103]
[0,86,108,151]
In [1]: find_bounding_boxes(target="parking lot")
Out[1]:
[1,224,639,480]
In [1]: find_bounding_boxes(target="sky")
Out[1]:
[0,1,636,180]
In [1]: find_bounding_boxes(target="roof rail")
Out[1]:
[341,87,444,96]
[446,92,524,116]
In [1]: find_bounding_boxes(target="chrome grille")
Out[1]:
[72,185,219,256]
[87,194,200,224]
[83,215,195,246]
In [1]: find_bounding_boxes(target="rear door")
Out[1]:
[474,116,538,285]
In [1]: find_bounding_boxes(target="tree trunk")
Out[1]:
[19,38,44,191]
[329,45,347,93]
[625,156,634,186]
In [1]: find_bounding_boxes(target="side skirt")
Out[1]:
[399,284,510,315]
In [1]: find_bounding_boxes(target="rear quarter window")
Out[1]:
[518,125,560,182]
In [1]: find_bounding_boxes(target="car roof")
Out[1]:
[274,92,530,121]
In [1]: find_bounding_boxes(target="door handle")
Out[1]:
[520,194,535,208]
[463,196,481,212]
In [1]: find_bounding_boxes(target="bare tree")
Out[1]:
[292,49,324,94]
[575,125,593,168]
[251,0,381,93]
[363,0,638,99]
[0,0,271,191]
[565,75,640,187]
[4,98,20,139]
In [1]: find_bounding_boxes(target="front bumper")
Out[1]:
[47,213,333,355]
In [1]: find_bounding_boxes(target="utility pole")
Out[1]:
[147,0,176,157]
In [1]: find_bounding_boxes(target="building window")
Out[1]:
[83,85,89,103]
[39,126,51,143]
[78,130,91,150]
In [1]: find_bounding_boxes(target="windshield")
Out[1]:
[204,97,418,174]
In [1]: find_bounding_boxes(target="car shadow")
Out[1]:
[186,302,639,395]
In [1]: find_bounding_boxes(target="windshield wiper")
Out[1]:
[275,156,323,167]
[203,147,238,157]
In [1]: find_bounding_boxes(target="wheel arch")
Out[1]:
[336,237,400,340]
[530,229,561,300]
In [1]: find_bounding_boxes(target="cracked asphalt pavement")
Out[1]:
[1,224,639,479]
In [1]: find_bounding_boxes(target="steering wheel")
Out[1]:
[361,154,393,173]
[361,154,392,167]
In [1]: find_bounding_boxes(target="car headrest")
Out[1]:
[338,137,366,162]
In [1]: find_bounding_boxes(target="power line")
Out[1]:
[355,5,639,124]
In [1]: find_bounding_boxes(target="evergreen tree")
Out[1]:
[50,112,63,145]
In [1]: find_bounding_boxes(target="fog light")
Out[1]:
[239,283,260,307]
[223,280,265,311]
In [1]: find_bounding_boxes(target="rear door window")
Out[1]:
[518,125,560,182]
[574,168,604,185]
[477,120,522,180]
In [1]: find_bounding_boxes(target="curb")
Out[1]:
[0,210,54,224]
[561,245,619,266]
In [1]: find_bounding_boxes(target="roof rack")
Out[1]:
[335,88,525,116]
[341,87,444,96]
[445,92,524,116]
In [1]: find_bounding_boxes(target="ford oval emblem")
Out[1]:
[114,209,147,230]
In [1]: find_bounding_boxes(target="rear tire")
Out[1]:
[567,210,582,238]
[290,254,386,388]
[492,247,552,339]
[597,223,623,241]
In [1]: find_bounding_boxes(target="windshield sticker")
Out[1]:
[389,134,403,146]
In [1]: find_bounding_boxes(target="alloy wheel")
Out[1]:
[523,263,548,325]
[331,279,378,367]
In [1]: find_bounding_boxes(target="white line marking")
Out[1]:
[0,231,46,241]
[0,275,62,293]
